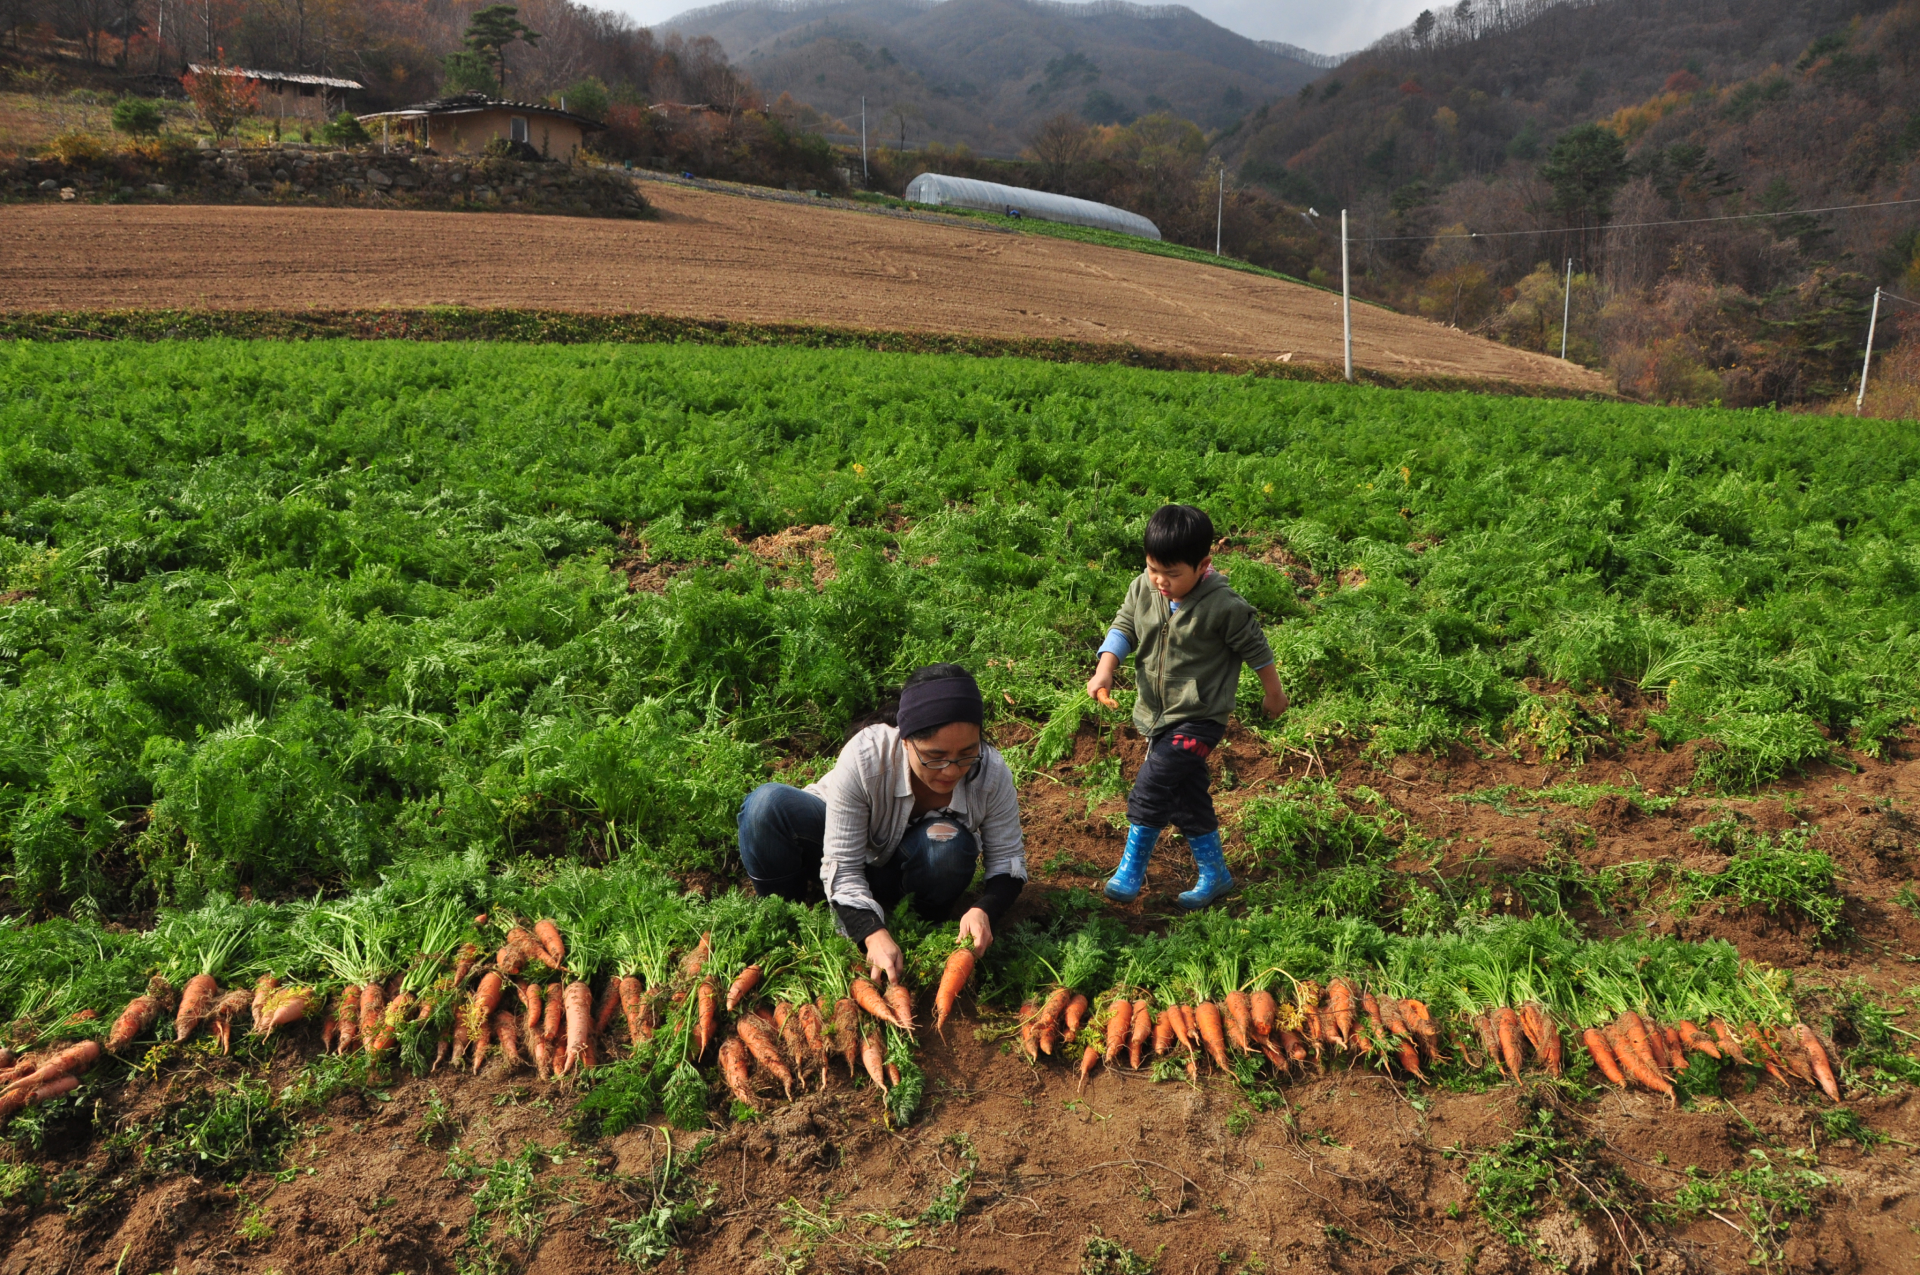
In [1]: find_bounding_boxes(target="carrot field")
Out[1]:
[2,338,1919,1273]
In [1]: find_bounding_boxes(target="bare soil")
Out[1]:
[4,725,1918,1274]
[0,186,1608,392]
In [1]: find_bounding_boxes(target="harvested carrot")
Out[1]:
[1583,1028,1628,1087]
[472,970,505,1027]
[1018,999,1041,1062]
[3,1040,100,1096]
[250,974,280,1033]
[1223,991,1253,1053]
[1516,1003,1549,1060]
[1278,1028,1309,1064]
[497,943,529,979]
[444,1001,468,1072]
[1360,988,1385,1039]
[619,976,647,1048]
[1301,1009,1326,1059]
[680,932,712,980]
[359,981,387,1055]
[1195,1001,1232,1071]
[797,1001,830,1085]
[1078,1044,1100,1092]
[594,979,621,1036]
[1063,993,1090,1040]
[861,1025,889,1093]
[718,1036,759,1112]
[850,978,900,1029]
[1326,979,1356,1045]
[533,919,566,967]
[172,972,219,1044]
[209,989,252,1055]
[1606,1024,1674,1097]
[493,1010,524,1069]
[108,975,174,1053]
[737,1015,797,1099]
[1035,987,1071,1054]
[1795,1024,1840,1101]
[1675,1020,1722,1060]
[834,997,861,1076]
[1640,1016,1671,1072]
[520,981,543,1030]
[1534,1007,1564,1079]
[561,980,593,1075]
[1128,998,1153,1069]
[1394,1037,1427,1081]
[1103,998,1132,1066]
[780,1006,810,1085]
[726,965,763,1011]
[530,1027,552,1080]
[451,942,482,989]
[1492,1006,1525,1081]
[335,985,363,1055]
[935,947,975,1033]
[1710,1018,1751,1066]
[1261,1037,1292,1075]
[1093,687,1118,710]
[886,983,917,1040]
[1152,1006,1175,1058]
[695,978,719,1058]
[1401,999,1445,1064]
[1616,1012,1666,1079]
[1663,1026,1689,1072]
[1249,990,1276,1042]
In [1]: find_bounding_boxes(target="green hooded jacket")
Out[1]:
[1108,569,1275,739]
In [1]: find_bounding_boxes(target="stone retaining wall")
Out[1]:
[1,144,650,218]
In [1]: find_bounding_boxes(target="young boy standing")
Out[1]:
[1086,504,1287,910]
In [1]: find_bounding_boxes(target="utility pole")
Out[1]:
[1857,286,1882,415]
[1341,208,1353,383]
[1215,164,1224,256]
[1560,257,1573,361]
[861,97,867,185]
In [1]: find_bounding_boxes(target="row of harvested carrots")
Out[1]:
[1006,973,1842,1103]
[0,922,934,1127]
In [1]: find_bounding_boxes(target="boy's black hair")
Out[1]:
[1143,504,1215,569]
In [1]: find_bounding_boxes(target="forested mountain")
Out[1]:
[661,0,1325,154]
[1215,0,1920,405]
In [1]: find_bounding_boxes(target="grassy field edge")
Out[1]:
[0,307,1616,400]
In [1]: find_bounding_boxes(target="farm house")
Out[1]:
[357,92,606,160]
[905,172,1161,239]
[182,64,362,121]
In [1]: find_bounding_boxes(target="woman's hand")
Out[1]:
[958,907,994,956]
[864,929,905,985]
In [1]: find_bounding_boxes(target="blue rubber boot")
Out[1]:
[1177,830,1235,911]
[1103,825,1160,903]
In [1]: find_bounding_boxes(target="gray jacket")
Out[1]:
[1108,570,1275,738]
[806,724,1027,932]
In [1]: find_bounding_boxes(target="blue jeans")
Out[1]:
[736,783,979,920]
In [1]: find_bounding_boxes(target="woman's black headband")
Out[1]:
[896,672,984,739]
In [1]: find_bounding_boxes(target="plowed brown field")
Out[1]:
[0,185,1607,392]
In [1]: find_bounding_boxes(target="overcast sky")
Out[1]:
[613,0,1431,58]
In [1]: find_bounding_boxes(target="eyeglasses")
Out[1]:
[906,741,982,772]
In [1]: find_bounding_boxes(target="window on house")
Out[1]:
[510,116,529,143]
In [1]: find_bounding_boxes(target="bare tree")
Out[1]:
[1027,112,1092,185]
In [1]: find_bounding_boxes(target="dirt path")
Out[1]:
[0,187,1607,392]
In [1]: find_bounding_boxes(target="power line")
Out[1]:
[1351,194,1920,244]
[1877,290,1920,309]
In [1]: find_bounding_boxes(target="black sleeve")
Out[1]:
[836,903,886,946]
[974,873,1025,926]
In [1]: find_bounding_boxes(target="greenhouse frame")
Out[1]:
[904,173,1162,240]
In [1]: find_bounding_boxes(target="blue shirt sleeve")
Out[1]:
[1097,628,1132,660]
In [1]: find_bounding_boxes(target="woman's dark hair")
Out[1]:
[1144,504,1215,569]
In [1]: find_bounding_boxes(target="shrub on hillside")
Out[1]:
[320,111,371,147]
[111,98,165,137]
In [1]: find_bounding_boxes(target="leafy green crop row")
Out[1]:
[2,340,1917,912]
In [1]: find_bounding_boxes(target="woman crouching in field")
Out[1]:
[736,664,1026,983]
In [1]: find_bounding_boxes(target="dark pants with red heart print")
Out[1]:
[1125,718,1226,836]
